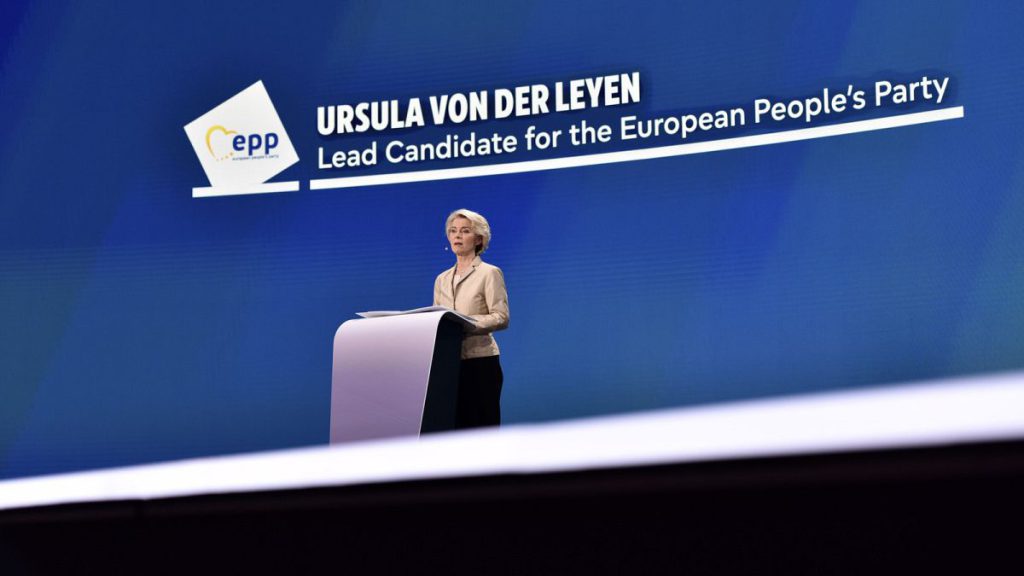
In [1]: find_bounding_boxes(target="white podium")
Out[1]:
[330,310,471,443]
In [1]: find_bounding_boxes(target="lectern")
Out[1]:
[330,310,471,443]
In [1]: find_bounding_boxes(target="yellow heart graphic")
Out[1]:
[205,125,238,161]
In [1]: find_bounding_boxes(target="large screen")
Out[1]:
[2,1,1022,480]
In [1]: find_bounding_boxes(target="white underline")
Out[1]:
[192,180,300,198]
[308,106,964,191]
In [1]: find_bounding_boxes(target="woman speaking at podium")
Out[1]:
[434,209,510,428]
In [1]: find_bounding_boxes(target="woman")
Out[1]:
[433,209,510,428]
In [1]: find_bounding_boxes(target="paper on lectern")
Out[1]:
[356,306,477,325]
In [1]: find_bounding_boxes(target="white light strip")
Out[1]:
[1,367,1021,513]
[309,106,965,190]
[192,180,300,198]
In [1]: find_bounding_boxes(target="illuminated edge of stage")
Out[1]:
[2,369,1023,512]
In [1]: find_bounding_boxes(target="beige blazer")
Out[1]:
[433,256,510,359]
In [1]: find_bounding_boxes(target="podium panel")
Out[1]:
[331,311,463,443]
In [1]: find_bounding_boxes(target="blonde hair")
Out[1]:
[445,208,491,255]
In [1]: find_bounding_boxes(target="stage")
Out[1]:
[3,371,1023,573]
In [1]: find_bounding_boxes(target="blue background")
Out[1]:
[1,1,1022,479]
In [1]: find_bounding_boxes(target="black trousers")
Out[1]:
[455,355,503,429]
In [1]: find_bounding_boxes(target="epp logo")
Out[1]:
[185,80,298,193]
[205,125,279,161]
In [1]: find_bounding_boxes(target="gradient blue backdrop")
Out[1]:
[1,1,1022,479]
